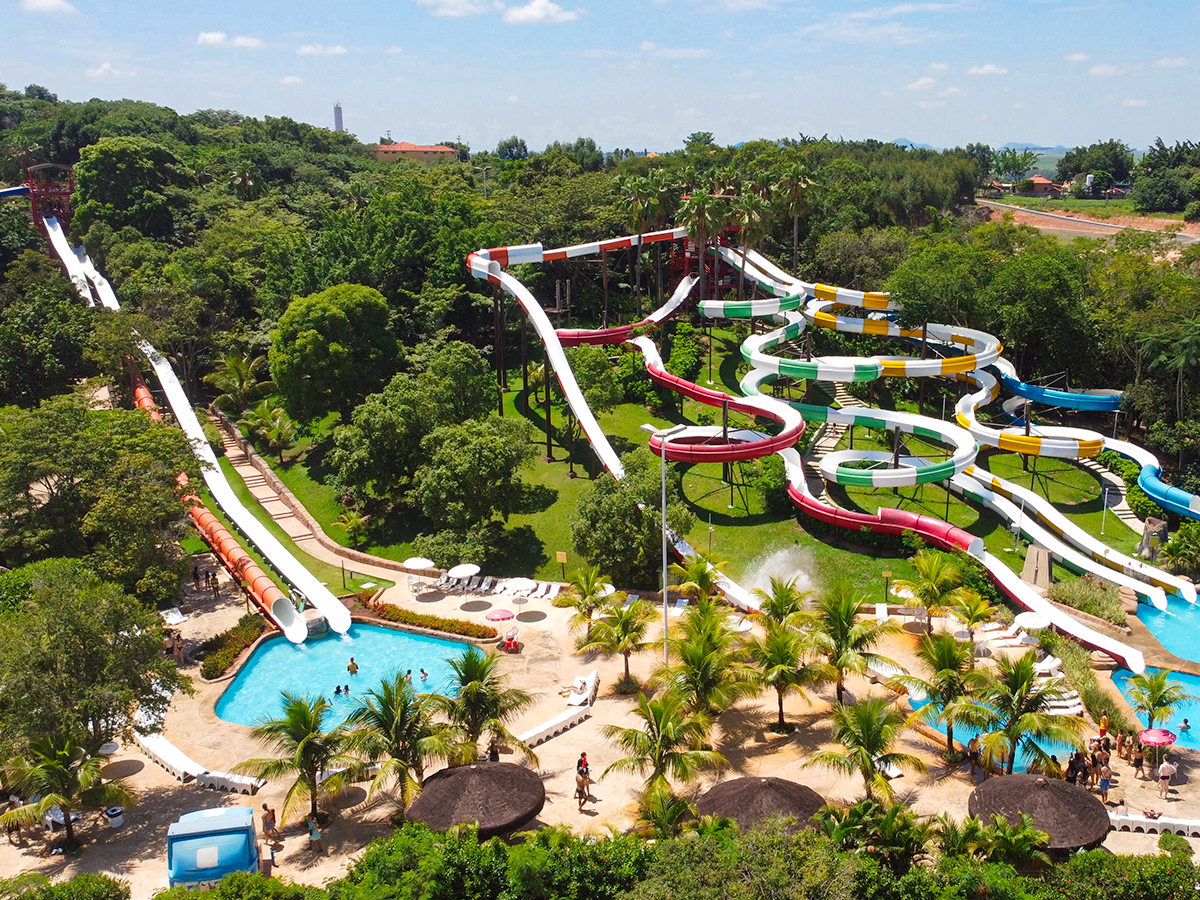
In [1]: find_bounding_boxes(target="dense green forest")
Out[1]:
[3,83,1200,583]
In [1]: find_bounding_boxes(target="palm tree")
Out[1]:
[746,621,832,729]
[634,779,696,839]
[335,507,370,549]
[0,736,135,848]
[948,589,995,643]
[774,162,815,275]
[601,693,725,788]
[891,633,988,755]
[429,645,538,764]
[677,191,721,302]
[239,401,296,464]
[805,697,926,803]
[974,652,1087,774]
[578,597,654,683]
[234,692,356,823]
[646,169,678,303]
[1160,522,1200,579]
[732,192,770,304]
[556,565,615,643]
[975,813,1050,867]
[342,673,465,819]
[669,551,726,603]
[752,575,812,626]
[203,352,273,413]
[229,161,259,200]
[614,173,655,317]
[659,595,757,717]
[816,799,931,875]
[1124,668,1198,730]
[808,578,902,704]
[892,550,970,634]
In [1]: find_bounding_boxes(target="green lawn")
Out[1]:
[215,457,393,594]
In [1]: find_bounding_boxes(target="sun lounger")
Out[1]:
[876,603,890,625]
[621,593,638,611]
[1033,656,1062,675]
[492,578,507,594]
[1049,703,1084,716]
[478,576,494,593]
[531,582,551,600]
[976,622,1004,634]
[876,756,903,780]
[989,632,1030,648]
[566,669,600,707]
[435,572,450,588]
[135,731,207,782]
[727,615,754,634]
[161,607,187,626]
[669,595,689,617]
[545,583,561,602]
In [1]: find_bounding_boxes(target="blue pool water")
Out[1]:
[215,623,468,728]
[909,697,1078,772]
[1137,600,1200,665]
[1112,666,1200,752]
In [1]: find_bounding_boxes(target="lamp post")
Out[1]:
[1101,485,1110,535]
[473,165,492,200]
[641,422,688,664]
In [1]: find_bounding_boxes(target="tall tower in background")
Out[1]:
[333,103,344,132]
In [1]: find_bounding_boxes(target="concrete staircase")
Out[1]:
[217,426,316,544]
[1075,457,1143,535]
[802,381,867,502]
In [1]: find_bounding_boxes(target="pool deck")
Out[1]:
[3,571,1200,897]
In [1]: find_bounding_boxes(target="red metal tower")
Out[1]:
[26,163,75,232]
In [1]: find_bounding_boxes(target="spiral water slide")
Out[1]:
[41,217,346,642]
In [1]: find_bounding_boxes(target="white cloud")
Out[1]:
[1121,98,1147,107]
[503,0,582,23]
[1011,102,1023,110]
[298,43,347,55]
[387,46,404,54]
[939,86,965,96]
[795,3,965,46]
[640,40,710,59]
[1154,57,1188,68]
[1063,51,1088,63]
[85,62,133,78]
[197,31,264,48]
[906,76,936,90]
[20,0,76,13]
[929,61,948,71]
[279,75,303,85]
[916,100,944,109]
[414,0,498,15]
[508,94,519,103]
[1089,63,1121,76]
[967,63,1007,75]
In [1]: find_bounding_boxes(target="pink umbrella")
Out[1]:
[1139,728,1177,747]
[486,609,515,621]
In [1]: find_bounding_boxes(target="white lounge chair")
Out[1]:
[1033,656,1062,675]
[492,578,508,594]
[669,595,689,617]
[478,576,494,593]
[875,603,890,625]
[989,631,1031,648]
[545,583,561,601]
[531,582,551,600]
[464,576,480,592]
[566,669,600,707]
[435,572,451,589]
[621,593,638,611]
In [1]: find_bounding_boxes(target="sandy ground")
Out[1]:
[2,572,1197,897]
[980,202,1200,244]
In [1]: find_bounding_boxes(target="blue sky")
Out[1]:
[3,0,1198,154]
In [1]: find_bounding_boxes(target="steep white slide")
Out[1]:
[43,218,339,639]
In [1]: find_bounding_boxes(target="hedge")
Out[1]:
[1097,450,1169,522]
[365,600,498,640]
[199,613,269,680]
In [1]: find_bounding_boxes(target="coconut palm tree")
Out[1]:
[817,799,932,875]
[614,173,655,317]
[732,192,770,304]
[805,697,926,803]
[891,633,989,755]
[229,161,259,200]
[1160,522,1200,579]
[556,565,615,643]
[342,673,466,818]
[239,401,296,464]
[601,693,725,788]
[669,551,726,604]
[1124,668,1198,730]
[808,578,902,704]
[429,645,537,764]
[975,813,1051,867]
[948,589,995,644]
[973,652,1087,774]
[658,593,757,717]
[677,191,721,302]
[746,621,832,729]
[335,507,370,549]
[234,692,356,823]
[0,736,135,848]
[892,550,970,634]
[774,162,815,275]
[203,352,273,413]
[578,596,655,683]
[752,575,812,626]
[645,169,678,304]
[634,779,697,839]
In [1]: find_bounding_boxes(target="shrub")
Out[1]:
[365,600,498,640]
[1045,847,1196,900]
[1185,201,1200,223]
[1039,631,1132,732]
[198,613,268,679]
[1158,832,1194,859]
[1047,575,1126,626]
[1097,451,1169,521]
[49,874,130,900]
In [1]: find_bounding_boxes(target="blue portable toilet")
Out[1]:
[167,807,261,888]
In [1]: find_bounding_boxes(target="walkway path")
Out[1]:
[1075,457,1144,535]
[213,417,415,606]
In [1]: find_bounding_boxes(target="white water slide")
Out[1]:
[43,218,343,641]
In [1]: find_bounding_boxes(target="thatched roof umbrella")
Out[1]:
[968,774,1109,851]
[407,763,545,839]
[697,777,825,832]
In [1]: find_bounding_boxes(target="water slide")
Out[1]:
[0,185,31,199]
[41,217,341,642]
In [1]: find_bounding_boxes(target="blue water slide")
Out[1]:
[0,185,30,199]
[997,370,1122,412]
[1139,464,1200,520]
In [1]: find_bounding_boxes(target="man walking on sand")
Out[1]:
[261,803,277,840]
[1158,756,1178,799]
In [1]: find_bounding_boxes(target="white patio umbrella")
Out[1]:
[404,556,436,570]
[447,563,480,594]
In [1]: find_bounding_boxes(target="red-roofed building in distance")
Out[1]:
[371,141,457,163]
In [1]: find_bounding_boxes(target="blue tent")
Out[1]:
[167,807,260,888]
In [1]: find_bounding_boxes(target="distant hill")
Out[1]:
[891,138,941,151]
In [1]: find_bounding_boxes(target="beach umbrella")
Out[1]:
[1139,728,1177,747]
[447,563,481,580]
[967,774,1109,852]
[407,763,545,839]
[697,777,824,832]
[486,609,515,621]
[505,577,537,593]
[404,556,436,570]
[1014,612,1051,631]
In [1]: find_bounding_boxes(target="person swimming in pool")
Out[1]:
[420,668,428,681]
[348,657,359,676]
[334,686,342,696]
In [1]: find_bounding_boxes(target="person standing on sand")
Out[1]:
[307,815,324,853]
[261,803,277,839]
[1158,756,1178,799]
[1099,763,1111,802]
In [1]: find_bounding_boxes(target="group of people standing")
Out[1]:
[191,565,221,598]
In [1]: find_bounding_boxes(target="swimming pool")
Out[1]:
[909,697,1079,772]
[215,623,468,728]
[1112,666,1200,752]
[1137,600,1200,665]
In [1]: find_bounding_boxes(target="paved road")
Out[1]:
[979,199,1199,246]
